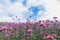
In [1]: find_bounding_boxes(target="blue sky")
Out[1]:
[0,0,60,22]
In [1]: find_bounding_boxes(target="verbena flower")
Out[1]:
[9,27,13,31]
[5,34,9,38]
[51,34,58,39]
[39,23,46,28]
[47,35,54,39]
[27,29,33,33]
[2,26,7,30]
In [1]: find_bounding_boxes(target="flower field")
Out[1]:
[0,17,60,40]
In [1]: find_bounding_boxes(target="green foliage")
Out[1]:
[8,33,24,40]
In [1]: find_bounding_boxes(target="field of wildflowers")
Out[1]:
[0,17,60,40]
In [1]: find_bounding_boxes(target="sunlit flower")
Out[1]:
[47,35,54,39]
[2,26,7,30]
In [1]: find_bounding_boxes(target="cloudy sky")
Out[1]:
[0,0,60,22]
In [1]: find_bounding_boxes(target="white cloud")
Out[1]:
[33,0,60,21]
[39,0,60,20]
[0,1,29,22]
[26,0,45,8]
[0,0,60,22]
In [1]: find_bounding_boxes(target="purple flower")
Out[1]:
[39,23,46,28]
[5,34,9,38]
[27,29,33,33]
[47,35,54,39]
[2,26,7,30]
[9,27,13,31]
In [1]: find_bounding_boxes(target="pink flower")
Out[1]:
[47,35,54,39]
[27,29,33,33]
[51,34,57,38]
[5,34,9,38]
[9,27,13,31]
[39,22,46,27]
[2,26,7,30]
